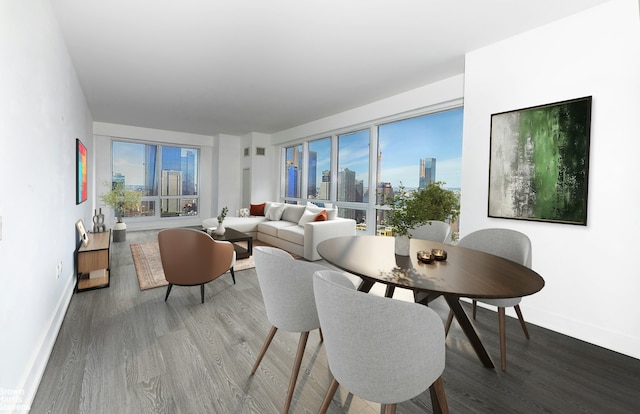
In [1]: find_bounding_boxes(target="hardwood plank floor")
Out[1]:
[31,230,640,413]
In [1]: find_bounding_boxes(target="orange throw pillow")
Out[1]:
[314,210,328,221]
[250,203,266,216]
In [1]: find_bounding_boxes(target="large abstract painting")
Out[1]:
[76,138,87,204]
[488,96,592,225]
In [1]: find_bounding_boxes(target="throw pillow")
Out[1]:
[266,203,285,221]
[239,208,250,217]
[306,202,337,220]
[314,210,328,221]
[297,208,317,226]
[250,203,266,216]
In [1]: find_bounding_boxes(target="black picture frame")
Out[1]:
[488,96,592,225]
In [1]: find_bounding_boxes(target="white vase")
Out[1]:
[214,222,226,235]
[394,234,410,256]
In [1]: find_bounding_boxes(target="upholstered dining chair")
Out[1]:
[313,270,448,414]
[251,246,330,414]
[157,228,236,304]
[445,228,532,371]
[409,220,452,244]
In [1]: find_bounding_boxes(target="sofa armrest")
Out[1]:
[303,218,356,261]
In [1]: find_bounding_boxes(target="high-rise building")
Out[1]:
[308,151,317,198]
[319,170,330,200]
[161,170,182,214]
[419,157,436,189]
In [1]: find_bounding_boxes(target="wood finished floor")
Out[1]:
[32,230,640,413]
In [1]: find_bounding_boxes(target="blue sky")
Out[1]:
[321,108,464,191]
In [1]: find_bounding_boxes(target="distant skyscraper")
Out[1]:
[161,170,182,213]
[419,157,436,189]
[308,151,317,198]
[319,170,330,200]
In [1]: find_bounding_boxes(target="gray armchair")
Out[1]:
[251,246,329,413]
[409,220,452,243]
[446,228,532,371]
[313,269,448,414]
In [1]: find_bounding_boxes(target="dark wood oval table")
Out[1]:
[317,235,545,369]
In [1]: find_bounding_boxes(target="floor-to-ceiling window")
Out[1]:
[280,106,463,235]
[112,141,200,219]
[376,108,463,238]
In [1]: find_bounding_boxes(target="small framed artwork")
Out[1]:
[488,96,592,225]
[76,219,89,246]
[76,139,87,204]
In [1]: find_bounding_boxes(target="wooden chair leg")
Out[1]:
[251,326,278,375]
[283,332,310,414]
[200,284,205,303]
[472,300,477,319]
[444,310,454,336]
[514,304,530,339]
[498,307,507,371]
[164,283,173,302]
[383,403,397,414]
[318,378,339,414]
[429,376,449,414]
[229,267,236,284]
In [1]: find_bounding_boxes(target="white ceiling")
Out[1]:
[51,0,610,136]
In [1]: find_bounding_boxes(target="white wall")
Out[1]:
[461,0,640,358]
[0,0,94,408]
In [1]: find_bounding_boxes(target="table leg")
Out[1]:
[443,295,495,369]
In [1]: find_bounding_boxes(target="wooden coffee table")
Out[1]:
[210,227,253,259]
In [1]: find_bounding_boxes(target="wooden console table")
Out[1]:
[76,230,111,292]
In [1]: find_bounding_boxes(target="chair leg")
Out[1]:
[444,310,454,336]
[318,378,339,414]
[200,284,205,304]
[164,283,173,302]
[498,307,507,371]
[229,267,236,284]
[283,331,310,414]
[514,304,530,339]
[383,403,397,414]
[472,300,477,319]
[251,326,278,375]
[319,327,323,343]
[429,376,449,414]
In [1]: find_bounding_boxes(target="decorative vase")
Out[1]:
[214,222,226,235]
[113,221,127,242]
[394,234,410,256]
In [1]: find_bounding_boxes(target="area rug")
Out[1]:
[131,240,290,291]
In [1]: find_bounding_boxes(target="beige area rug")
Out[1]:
[131,239,293,291]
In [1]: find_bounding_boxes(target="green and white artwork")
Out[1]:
[488,97,592,225]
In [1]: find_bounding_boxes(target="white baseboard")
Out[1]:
[17,274,75,412]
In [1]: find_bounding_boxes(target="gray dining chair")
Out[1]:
[445,228,532,371]
[251,246,329,414]
[409,220,452,243]
[313,269,448,414]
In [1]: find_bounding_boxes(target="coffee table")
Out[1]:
[209,227,253,259]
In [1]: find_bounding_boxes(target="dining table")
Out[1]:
[316,235,545,369]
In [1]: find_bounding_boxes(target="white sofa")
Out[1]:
[203,202,357,261]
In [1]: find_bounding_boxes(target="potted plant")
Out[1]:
[99,182,142,242]
[213,206,228,235]
[382,181,460,255]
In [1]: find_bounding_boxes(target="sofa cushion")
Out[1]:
[265,203,285,220]
[250,203,266,216]
[282,204,306,223]
[257,220,296,237]
[278,225,304,245]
